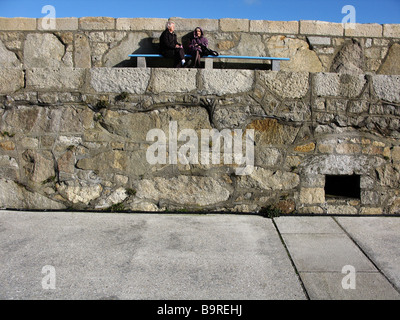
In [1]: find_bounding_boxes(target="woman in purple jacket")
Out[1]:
[189,27,209,68]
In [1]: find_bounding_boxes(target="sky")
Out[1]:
[0,0,399,24]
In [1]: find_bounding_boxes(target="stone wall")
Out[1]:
[0,17,400,73]
[1,66,399,214]
[1,17,399,214]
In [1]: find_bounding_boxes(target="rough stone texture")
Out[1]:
[372,75,400,103]
[57,180,102,205]
[37,18,79,31]
[90,68,151,94]
[23,33,66,68]
[259,71,309,99]
[0,179,66,210]
[74,34,91,68]
[219,18,249,32]
[383,24,400,38]
[344,23,382,37]
[378,43,400,75]
[266,36,322,72]
[300,20,343,36]
[250,20,298,34]
[237,167,300,191]
[0,64,399,214]
[314,73,366,98]
[136,176,230,206]
[103,32,149,67]
[150,69,197,93]
[331,40,365,74]
[26,68,86,91]
[116,18,167,31]
[79,17,115,30]
[0,68,24,94]
[0,18,398,74]
[201,70,254,95]
[0,18,36,30]
[0,40,21,68]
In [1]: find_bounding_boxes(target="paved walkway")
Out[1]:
[0,210,399,300]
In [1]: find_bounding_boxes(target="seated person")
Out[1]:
[159,21,187,68]
[188,27,209,68]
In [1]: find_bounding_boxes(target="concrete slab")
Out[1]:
[335,217,400,293]
[274,216,343,234]
[280,233,377,272]
[300,272,400,300]
[0,211,306,300]
[274,216,400,300]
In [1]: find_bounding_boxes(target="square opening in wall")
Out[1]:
[324,175,361,199]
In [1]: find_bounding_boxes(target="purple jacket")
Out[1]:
[189,27,209,55]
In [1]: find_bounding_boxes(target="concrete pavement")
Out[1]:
[0,210,399,300]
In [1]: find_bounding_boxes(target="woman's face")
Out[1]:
[196,29,202,37]
[168,24,175,32]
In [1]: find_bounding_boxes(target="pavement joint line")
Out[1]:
[271,217,310,300]
[332,216,400,296]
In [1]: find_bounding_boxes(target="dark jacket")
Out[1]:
[159,29,180,55]
[189,27,209,55]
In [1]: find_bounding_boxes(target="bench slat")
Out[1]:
[128,54,289,61]
[128,54,290,70]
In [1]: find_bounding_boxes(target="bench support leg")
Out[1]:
[137,57,147,68]
[271,60,280,71]
[205,58,213,70]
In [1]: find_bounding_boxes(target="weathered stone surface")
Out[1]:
[345,23,382,38]
[37,18,79,31]
[300,20,343,36]
[79,17,115,30]
[301,155,385,175]
[0,40,21,68]
[259,71,309,99]
[136,176,230,206]
[314,73,366,98]
[103,32,149,67]
[299,187,325,204]
[378,43,400,75]
[22,150,55,184]
[99,109,158,141]
[247,119,299,145]
[331,40,365,74]
[168,18,219,32]
[95,187,128,209]
[372,75,400,103]
[220,18,249,32]
[0,18,36,30]
[90,68,151,94]
[237,167,299,190]
[250,20,298,34]
[0,179,66,210]
[77,150,151,177]
[24,33,66,68]
[383,24,400,38]
[0,68,24,93]
[201,70,254,95]
[74,33,91,68]
[150,69,197,93]
[26,68,86,91]
[266,36,322,72]
[213,105,265,129]
[116,18,167,31]
[57,180,102,205]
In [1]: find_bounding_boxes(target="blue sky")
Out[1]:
[1,0,399,24]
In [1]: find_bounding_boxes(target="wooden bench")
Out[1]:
[128,54,290,71]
